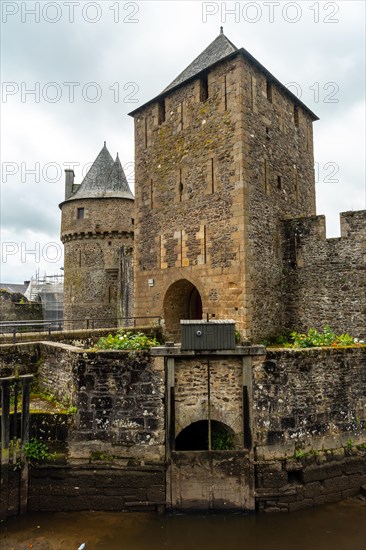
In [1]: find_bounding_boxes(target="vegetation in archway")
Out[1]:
[175,420,235,451]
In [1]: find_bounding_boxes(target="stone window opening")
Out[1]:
[150,179,154,208]
[266,80,273,103]
[210,158,215,193]
[251,75,257,110]
[158,99,166,125]
[277,175,282,190]
[294,105,299,127]
[200,74,209,102]
[294,164,299,204]
[265,127,270,140]
[131,218,135,225]
[178,169,183,202]
[77,207,84,219]
[264,159,269,195]
[224,74,228,111]
[144,117,148,148]
[180,102,184,130]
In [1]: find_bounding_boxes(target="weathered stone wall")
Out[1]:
[174,355,243,438]
[253,347,366,454]
[61,197,134,329]
[133,56,249,338]
[242,56,317,342]
[255,448,366,512]
[282,211,366,339]
[28,464,165,512]
[1,342,365,514]
[0,342,165,462]
[70,350,165,462]
[132,48,318,341]
[0,290,42,322]
[0,343,40,376]
[38,342,80,407]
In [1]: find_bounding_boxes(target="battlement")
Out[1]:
[282,209,366,340]
[340,210,366,239]
[283,209,366,247]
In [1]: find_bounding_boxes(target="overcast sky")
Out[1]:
[0,0,365,283]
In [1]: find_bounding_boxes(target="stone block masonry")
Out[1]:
[70,350,165,462]
[61,197,134,329]
[282,211,366,339]
[253,347,366,452]
[131,40,318,341]
[1,341,365,514]
[255,448,366,512]
[28,464,165,512]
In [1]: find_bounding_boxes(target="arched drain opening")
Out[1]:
[175,420,235,451]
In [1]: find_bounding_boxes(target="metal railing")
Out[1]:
[0,317,161,344]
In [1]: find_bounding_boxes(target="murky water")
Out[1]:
[1,498,365,550]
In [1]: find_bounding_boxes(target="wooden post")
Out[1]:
[19,375,33,515]
[0,378,12,519]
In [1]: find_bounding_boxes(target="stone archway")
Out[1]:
[175,420,235,451]
[163,279,203,341]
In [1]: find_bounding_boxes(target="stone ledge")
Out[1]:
[151,345,266,357]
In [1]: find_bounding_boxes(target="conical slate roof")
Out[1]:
[64,142,134,202]
[163,29,237,93]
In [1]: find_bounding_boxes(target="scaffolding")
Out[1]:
[24,273,64,322]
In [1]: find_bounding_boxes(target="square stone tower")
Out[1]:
[129,30,318,341]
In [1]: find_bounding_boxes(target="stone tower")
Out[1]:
[60,143,134,329]
[129,30,318,341]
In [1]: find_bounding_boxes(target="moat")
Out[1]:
[1,498,365,550]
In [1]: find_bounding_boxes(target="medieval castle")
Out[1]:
[60,30,366,341]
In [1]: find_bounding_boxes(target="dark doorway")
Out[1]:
[163,279,203,341]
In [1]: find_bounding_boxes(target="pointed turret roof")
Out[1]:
[163,28,237,93]
[107,153,134,198]
[61,142,134,204]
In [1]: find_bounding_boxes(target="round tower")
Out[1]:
[59,142,134,329]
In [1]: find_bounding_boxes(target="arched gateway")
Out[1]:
[163,279,203,341]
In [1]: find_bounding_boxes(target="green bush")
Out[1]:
[23,438,50,462]
[263,326,363,348]
[211,427,235,450]
[291,325,359,348]
[95,330,160,351]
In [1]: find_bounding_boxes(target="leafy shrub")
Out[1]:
[262,326,363,348]
[23,438,50,462]
[95,330,160,351]
[291,325,360,348]
[211,426,235,450]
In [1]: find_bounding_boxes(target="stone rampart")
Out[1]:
[282,210,366,339]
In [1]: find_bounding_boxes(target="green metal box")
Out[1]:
[180,320,236,350]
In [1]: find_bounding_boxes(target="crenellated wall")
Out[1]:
[282,210,366,338]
